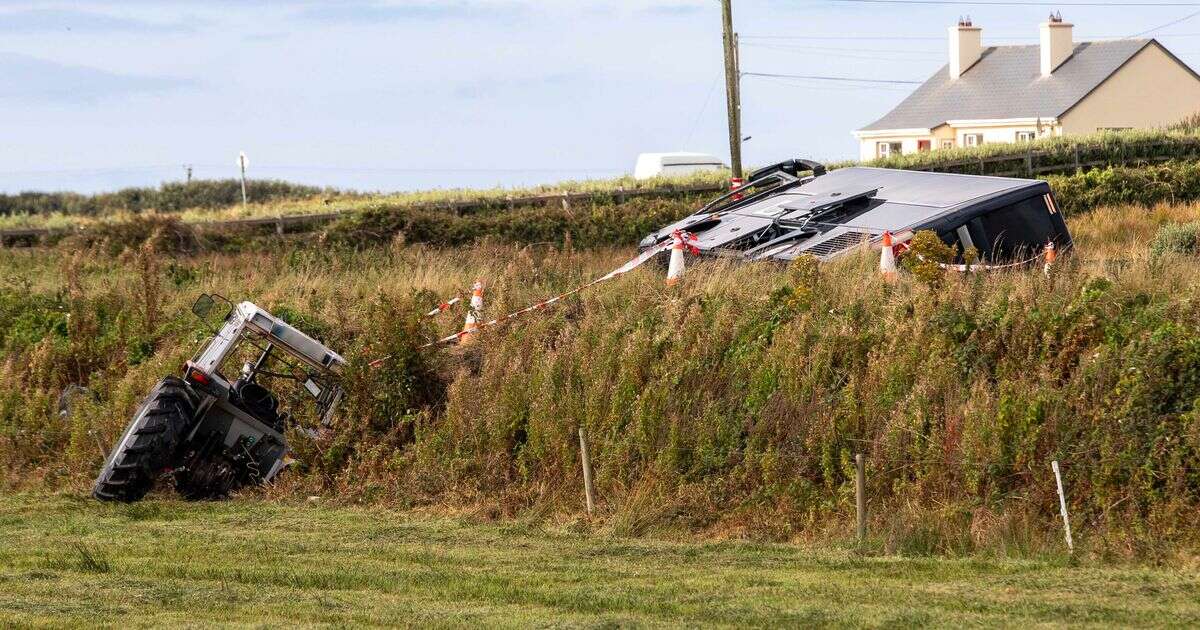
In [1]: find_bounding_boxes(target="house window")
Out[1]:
[917,139,932,152]
[1015,131,1036,142]
[963,134,984,147]
[941,139,955,150]
[876,141,903,158]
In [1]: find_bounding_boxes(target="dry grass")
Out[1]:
[1,200,1199,558]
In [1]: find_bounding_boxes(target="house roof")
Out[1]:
[858,38,1157,132]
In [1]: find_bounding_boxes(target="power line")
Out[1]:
[830,0,1200,5]
[740,31,1200,41]
[741,71,925,84]
[750,75,916,91]
[741,42,944,54]
[742,34,949,40]
[1126,9,1200,36]
[683,73,722,148]
[741,42,945,61]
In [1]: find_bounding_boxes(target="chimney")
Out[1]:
[1040,12,1074,76]
[948,17,982,80]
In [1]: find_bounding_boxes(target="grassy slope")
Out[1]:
[5,202,1200,554]
[0,494,1197,628]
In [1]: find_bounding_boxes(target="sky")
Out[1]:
[1,0,1198,194]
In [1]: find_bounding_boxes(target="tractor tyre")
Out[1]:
[92,376,197,502]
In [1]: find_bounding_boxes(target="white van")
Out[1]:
[633,152,726,180]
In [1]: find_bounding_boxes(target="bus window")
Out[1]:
[978,196,1055,260]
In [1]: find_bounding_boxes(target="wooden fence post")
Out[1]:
[561,192,571,212]
[1052,460,1074,553]
[855,453,866,544]
[578,427,595,516]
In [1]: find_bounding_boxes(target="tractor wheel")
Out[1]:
[92,376,197,502]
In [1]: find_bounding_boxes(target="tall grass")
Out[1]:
[2,202,1200,556]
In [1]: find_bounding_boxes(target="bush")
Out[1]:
[1045,161,1200,215]
[868,128,1200,176]
[1151,222,1200,256]
[0,179,327,218]
[324,194,711,248]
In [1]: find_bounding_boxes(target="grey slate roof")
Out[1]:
[859,39,1155,131]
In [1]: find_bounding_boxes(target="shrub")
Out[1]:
[0,179,326,218]
[1045,161,1200,215]
[1150,221,1200,256]
[868,128,1200,176]
[324,194,711,248]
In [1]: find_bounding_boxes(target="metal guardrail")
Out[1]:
[0,183,726,246]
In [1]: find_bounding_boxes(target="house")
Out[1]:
[852,15,1200,161]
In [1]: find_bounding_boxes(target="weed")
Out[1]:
[70,542,111,574]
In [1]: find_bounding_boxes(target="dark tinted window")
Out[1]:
[979,196,1055,260]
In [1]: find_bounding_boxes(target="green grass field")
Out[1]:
[0,494,1196,628]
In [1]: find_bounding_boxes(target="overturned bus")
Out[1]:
[639,159,1071,264]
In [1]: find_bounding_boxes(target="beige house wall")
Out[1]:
[856,123,1049,161]
[950,123,1050,145]
[1060,44,1200,134]
[857,135,931,161]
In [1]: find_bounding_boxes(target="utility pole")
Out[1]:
[721,0,743,180]
[237,151,249,206]
[184,164,193,183]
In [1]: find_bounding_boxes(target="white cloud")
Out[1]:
[0,52,195,103]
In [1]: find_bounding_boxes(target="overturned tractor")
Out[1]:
[93,296,344,502]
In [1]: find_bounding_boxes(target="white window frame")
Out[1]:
[941,139,955,150]
[963,133,984,147]
[876,141,903,158]
[1015,131,1036,142]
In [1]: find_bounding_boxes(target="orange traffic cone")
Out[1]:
[1043,241,1057,277]
[666,237,686,286]
[459,280,484,344]
[879,231,898,281]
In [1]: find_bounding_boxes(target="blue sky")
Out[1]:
[1,0,1198,194]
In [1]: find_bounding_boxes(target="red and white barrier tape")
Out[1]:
[670,228,701,255]
[419,239,677,348]
[904,243,1048,273]
[425,297,461,317]
[368,237,681,366]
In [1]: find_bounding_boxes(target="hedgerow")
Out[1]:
[0,179,328,217]
[866,128,1200,176]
